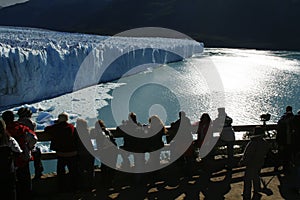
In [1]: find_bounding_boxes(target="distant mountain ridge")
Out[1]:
[0,0,300,50]
[0,0,110,30]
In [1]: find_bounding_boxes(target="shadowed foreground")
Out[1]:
[32,156,300,200]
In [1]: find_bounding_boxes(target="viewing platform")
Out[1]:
[35,124,278,160]
[28,123,300,200]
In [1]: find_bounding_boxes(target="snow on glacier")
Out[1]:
[0,26,204,111]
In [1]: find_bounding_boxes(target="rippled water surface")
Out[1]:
[28,48,300,173]
[29,48,300,128]
[91,48,300,127]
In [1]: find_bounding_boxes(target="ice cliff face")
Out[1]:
[0,26,203,111]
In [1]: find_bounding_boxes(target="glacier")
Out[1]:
[0,26,204,111]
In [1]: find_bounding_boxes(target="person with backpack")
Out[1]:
[0,119,22,200]
[2,111,37,200]
[276,106,294,172]
[17,107,44,179]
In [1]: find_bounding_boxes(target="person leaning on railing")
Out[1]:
[17,107,44,180]
[44,112,79,192]
[91,119,118,188]
[76,118,95,191]
[213,107,235,169]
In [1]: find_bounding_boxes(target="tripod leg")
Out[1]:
[260,174,276,189]
[260,176,267,189]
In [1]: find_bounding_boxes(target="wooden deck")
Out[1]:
[30,123,300,199]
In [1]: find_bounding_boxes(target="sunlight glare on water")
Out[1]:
[26,48,300,174]
[30,48,300,128]
[198,48,300,125]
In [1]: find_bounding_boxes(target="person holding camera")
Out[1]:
[240,126,270,200]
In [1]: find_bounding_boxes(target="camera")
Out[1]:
[260,113,271,122]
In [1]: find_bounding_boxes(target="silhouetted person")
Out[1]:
[145,115,167,171]
[17,107,44,179]
[194,113,217,163]
[168,111,195,177]
[2,111,37,200]
[17,108,36,131]
[276,105,294,171]
[240,126,270,200]
[168,111,191,143]
[195,113,212,149]
[169,111,194,177]
[117,112,144,169]
[0,119,22,200]
[292,110,300,158]
[294,152,300,195]
[91,120,117,188]
[76,118,95,191]
[213,107,235,169]
[44,112,79,192]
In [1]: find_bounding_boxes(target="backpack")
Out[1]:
[19,130,37,161]
[25,131,38,150]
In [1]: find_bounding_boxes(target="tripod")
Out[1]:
[259,113,277,195]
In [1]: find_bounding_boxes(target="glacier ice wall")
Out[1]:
[0,26,203,111]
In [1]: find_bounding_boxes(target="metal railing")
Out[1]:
[35,124,277,160]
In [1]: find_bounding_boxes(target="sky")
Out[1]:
[0,0,28,7]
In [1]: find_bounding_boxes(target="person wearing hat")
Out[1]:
[17,107,44,180]
[240,126,270,200]
[44,112,79,192]
[17,107,36,131]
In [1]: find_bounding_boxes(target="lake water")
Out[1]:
[79,48,300,127]
[29,47,300,174]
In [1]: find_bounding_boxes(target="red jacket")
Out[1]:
[45,122,79,153]
[6,121,36,167]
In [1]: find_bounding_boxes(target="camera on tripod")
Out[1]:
[260,113,271,122]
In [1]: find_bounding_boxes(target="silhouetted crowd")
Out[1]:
[1,105,300,200]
